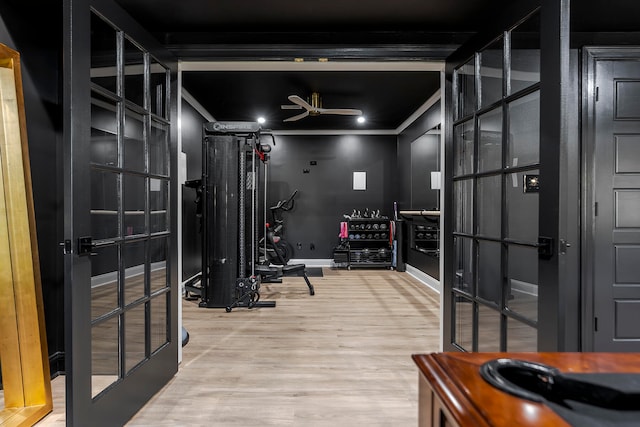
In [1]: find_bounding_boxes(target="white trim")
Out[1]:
[150,261,166,272]
[290,258,332,268]
[181,87,216,122]
[405,264,441,294]
[272,128,398,136]
[510,279,538,297]
[90,270,119,288]
[177,61,184,364]
[181,272,202,287]
[90,261,166,288]
[395,89,442,134]
[180,61,445,73]
[438,68,446,353]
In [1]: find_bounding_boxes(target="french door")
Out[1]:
[445,10,542,352]
[63,0,177,425]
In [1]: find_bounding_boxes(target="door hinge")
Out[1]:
[595,202,598,217]
[595,86,599,102]
[594,317,598,332]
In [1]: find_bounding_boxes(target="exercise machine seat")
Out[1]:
[255,262,314,295]
[282,263,305,274]
[281,263,315,295]
[258,229,314,295]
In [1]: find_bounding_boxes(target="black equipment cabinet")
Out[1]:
[399,211,440,279]
[412,220,439,256]
[346,218,392,269]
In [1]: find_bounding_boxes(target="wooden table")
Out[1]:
[412,352,640,427]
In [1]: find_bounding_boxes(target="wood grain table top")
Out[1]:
[412,352,640,427]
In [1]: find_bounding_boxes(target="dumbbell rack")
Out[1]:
[346,218,392,269]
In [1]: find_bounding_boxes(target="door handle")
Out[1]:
[77,236,96,256]
[77,236,115,256]
[92,239,116,248]
[537,236,554,260]
[59,240,72,254]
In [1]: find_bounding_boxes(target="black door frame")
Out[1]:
[63,0,178,424]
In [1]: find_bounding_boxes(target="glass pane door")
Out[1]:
[448,11,541,352]
[65,3,176,425]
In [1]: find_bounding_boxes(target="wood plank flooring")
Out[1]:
[33,268,441,426]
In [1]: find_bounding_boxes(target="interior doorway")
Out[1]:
[177,61,446,267]
[177,59,447,341]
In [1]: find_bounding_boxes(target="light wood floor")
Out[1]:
[33,268,441,426]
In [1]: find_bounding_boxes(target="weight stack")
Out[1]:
[201,133,240,307]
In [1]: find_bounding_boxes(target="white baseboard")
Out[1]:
[405,264,441,293]
[181,272,202,292]
[290,258,333,267]
[510,279,538,296]
[91,261,166,288]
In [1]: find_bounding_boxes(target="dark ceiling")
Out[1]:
[115,0,640,42]
[113,0,520,132]
[110,0,640,132]
[114,0,512,35]
[181,70,441,131]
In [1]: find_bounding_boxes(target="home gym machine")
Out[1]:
[198,121,273,311]
[197,121,313,312]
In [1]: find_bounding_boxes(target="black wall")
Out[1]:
[180,100,206,281]
[267,134,398,259]
[0,0,64,374]
[397,101,441,277]
[397,100,441,210]
[410,134,440,210]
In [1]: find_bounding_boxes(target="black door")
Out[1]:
[63,0,178,424]
[445,12,542,352]
[585,48,640,352]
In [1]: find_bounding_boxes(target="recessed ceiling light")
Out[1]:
[294,58,304,62]
[257,117,266,124]
[357,116,366,124]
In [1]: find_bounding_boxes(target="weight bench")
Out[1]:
[256,231,315,295]
[255,263,315,295]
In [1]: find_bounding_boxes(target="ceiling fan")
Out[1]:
[281,92,362,122]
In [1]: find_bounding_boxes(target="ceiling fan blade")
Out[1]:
[287,95,313,110]
[283,110,310,122]
[281,104,303,110]
[318,108,363,116]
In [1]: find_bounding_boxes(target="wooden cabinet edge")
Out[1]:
[413,354,490,427]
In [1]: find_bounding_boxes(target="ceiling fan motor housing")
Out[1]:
[309,92,322,115]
